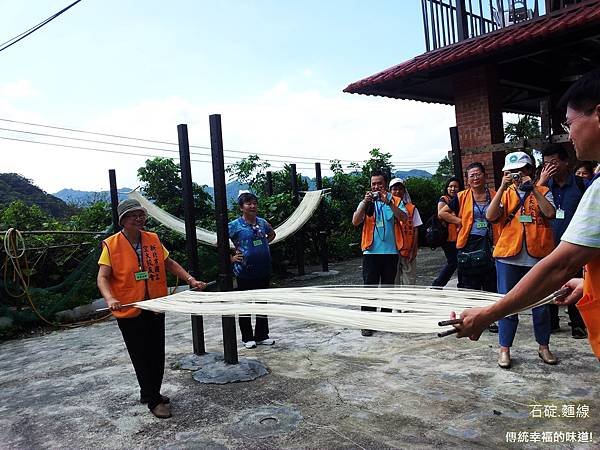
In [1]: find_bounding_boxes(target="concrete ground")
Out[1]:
[1,249,598,449]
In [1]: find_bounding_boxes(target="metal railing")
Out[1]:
[421,0,584,51]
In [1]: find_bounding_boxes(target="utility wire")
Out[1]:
[0,135,316,170]
[0,127,432,168]
[0,0,83,54]
[0,118,439,166]
[0,135,439,175]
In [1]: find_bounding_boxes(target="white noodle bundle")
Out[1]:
[132,286,555,334]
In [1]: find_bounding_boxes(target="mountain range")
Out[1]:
[51,169,431,206]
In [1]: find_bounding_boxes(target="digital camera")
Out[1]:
[370,191,380,201]
[511,173,521,181]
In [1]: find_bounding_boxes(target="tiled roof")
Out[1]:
[344,1,600,96]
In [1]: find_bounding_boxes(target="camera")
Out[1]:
[511,173,521,181]
[370,191,380,201]
[520,181,534,192]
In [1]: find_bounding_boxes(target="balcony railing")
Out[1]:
[421,0,584,51]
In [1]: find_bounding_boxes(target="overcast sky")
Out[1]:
[1,0,457,193]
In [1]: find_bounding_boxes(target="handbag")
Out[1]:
[457,234,494,275]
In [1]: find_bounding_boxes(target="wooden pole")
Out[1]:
[209,114,238,365]
[108,170,120,232]
[290,164,305,276]
[315,162,328,272]
[449,126,464,187]
[177,124,205,356]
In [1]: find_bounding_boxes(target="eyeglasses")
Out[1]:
[561,107,596,134]
[126,212,147,221]
[467,172,484,179]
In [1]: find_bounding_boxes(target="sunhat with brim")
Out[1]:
[117,199,147,225]
[389,177,405,189]
[502,151,533,171]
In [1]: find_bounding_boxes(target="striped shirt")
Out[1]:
[561,177,600,249]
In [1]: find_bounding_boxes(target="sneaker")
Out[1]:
[256,338,275,345]
[150,402,172,419]
[488,323,498,333]
[244,340,257,349]
[572,327,587,339]
[361,329,373,337]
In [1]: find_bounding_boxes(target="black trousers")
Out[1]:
[362,253,399,312]
[459,265,497,293]
[549,303,585,329]
[432,241,459,287]
[236,277,270,342]
[117,310,165,409]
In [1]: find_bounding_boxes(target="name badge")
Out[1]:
[519,215,533,223]
[252,239,263,247]
[475,219,488,229]
[135,271,149,281]
[556,208,565,220]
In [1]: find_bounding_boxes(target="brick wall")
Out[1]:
[452,65,505,189]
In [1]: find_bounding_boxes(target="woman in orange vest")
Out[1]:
[97,199,207,419]
[449,69,600,362]
[439,163,499,294]
[389,178,423,285]
[432,177,462,287]
[486,152,556,369]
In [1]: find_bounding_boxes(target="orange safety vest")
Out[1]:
[576,255,600,358]
[102,231,168,319]
[440,195,458,242]
[400,203,416,258]
[360,196,404,252]
[455,188,500,249]
[492,186,555,259]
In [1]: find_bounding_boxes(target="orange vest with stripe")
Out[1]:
[440,195,458,242]
[455,188,500,249]
[576,255,600,358]
[102,231,168,319]
[400,203,416,258]
[360,196,404,252]
[492,186,555,259]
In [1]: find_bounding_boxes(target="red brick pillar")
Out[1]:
[452,65,505,189]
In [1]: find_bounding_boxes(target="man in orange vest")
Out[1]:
[97,199,207,419]
[451,69,600,361]
[352,170,407,336]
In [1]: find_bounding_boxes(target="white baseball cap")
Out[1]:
[389,177,405,189]
[502,151,533,171]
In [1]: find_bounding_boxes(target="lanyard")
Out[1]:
[123,231,143,270]
[374,199,386,241]
[515,188,531,214]
[471,189,490,217]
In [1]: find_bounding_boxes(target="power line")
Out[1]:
[0,0,83,54]
[0,118,440,166]
[0,135,315,170]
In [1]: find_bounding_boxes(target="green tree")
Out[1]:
[361,148,393,181]
[0,200,49,230]
[225,154,271,193]
[504,115,541,142]
[431,155,454,187]
[137,157,214,227]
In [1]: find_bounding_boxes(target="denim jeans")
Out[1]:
[496,261,550,347]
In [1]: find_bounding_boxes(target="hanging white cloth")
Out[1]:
[127,189,328,248]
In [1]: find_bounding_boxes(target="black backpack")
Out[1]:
[424,214,448,249]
